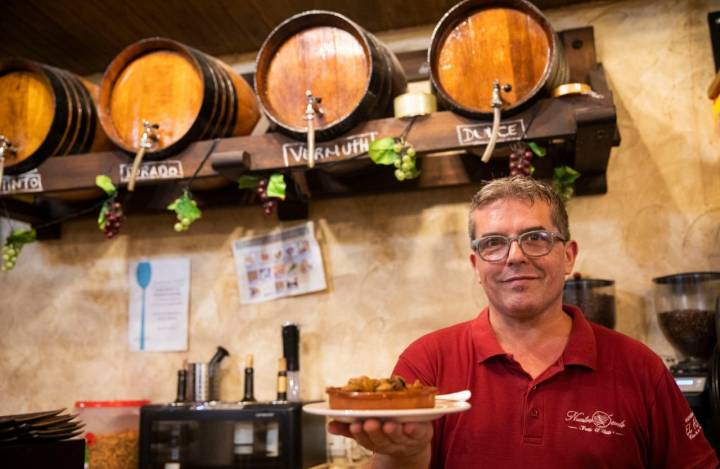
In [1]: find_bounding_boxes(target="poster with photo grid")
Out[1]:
[232,221,326,304]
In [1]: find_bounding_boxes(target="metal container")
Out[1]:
[187,362,209,402]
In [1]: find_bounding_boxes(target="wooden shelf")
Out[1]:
[0,26,620,233]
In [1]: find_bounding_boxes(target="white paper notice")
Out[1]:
[232,221,326,304]
[128,257,190,352]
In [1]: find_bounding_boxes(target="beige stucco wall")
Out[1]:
[1,0,719,413]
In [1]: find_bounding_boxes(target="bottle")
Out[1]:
[242,354,256,403]
[175,369,187,403]
[276,357,288,402]
[282,322,300,401]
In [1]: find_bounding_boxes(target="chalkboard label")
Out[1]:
[456,120,526,146]
[282,132,378,167]
[119,160,184,183]
[0,170,43,194]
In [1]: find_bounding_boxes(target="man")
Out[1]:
[329,176,718,468]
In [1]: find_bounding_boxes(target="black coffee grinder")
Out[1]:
[653,272,720,452]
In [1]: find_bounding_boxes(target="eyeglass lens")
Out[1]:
[477,231,558,260]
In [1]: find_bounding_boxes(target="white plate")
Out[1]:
[302,400,471,423]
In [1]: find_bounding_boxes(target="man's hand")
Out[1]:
[328,419,432,468]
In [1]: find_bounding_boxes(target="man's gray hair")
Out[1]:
[468,176,570,242]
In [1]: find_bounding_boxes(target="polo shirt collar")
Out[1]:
[561,304,598,370]
[470,305,598,370]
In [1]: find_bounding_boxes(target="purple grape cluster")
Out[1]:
[256,178,277,216]
[104,201,123,239]
[509,147,533,177]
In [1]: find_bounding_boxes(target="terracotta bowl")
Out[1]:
[326,386,438,410]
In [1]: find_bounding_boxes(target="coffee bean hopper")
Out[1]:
[653,272,720,453]
[563,278,616,329]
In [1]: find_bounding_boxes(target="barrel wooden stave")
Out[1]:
[0,69,55,161]
[0,59,112,176]
[99,38,259,160]
[255,11,407,141]
[429,0,568,117]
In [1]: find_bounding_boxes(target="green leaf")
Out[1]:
[168,191,201,223]
[554,166,581,184]
[369,137,399,165]
[98,203,108,230]
[7,229,36,245]
[95,175,117,196]
[267,173,286,200]
[237,175,260,189]
[528,142,547,157]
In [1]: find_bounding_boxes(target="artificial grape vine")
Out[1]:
[256,177,276,216]
[167,190,201,232]
[100,201,124,239]
[369,137,421,181]
[1,229,36,271]
[96,175,124,239]
[238,173,287,217]
[552,165,581,202]
[509,144,534,177]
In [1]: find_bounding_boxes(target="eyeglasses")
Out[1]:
[471,230,567,262]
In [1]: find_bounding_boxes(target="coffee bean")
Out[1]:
[657,309,716,360]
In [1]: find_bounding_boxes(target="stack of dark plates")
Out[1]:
[0,409,83,445]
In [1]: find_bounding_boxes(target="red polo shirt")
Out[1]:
[393,306,718,469]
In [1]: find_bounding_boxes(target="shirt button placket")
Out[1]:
[523,384,544,443]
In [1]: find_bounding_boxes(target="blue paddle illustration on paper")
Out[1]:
[136,261,152,350]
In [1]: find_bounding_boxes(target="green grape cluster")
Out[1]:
[174,216,193,232]
[1,243,21,271]
[392,141,419,181]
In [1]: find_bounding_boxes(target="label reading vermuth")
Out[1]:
[281,132,378,167]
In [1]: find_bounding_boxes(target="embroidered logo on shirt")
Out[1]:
[565,410,626,436]
[684,412,702,440]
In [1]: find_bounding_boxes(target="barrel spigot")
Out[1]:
[128,120,159,192]
[304,90,324,169]
[0,135,18,183]
[139,120,159,149]
[480,80,512,163]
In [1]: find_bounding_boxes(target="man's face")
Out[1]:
[469,198,578,319]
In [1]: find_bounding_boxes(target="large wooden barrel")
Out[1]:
[0,59,112,175]
[255,11,407,141]
[98,38,259,160]
[429,0,569,117]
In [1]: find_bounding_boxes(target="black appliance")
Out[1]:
[653,272,720,454]
[0,438,84,469]
[139,402,326,469]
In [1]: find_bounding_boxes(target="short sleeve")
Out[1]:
[647,367,718,468]
[392,338,446,469]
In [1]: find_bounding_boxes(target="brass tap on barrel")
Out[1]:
[128,120,159,192]
[480,81,512,163]
[0,135,18,183]
[304,90,324,169]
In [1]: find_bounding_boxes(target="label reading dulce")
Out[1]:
[119,161,184,183]
[1,170,43,194]
[282,132,378,167]
[456,119,525,146]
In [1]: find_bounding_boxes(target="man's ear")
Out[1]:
[564,240,578,275]
[470,251,482,284]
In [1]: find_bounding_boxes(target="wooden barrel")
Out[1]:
[98,38,259,160]
[429,0,569,117]
[0,59,112,175]
[255,10,407,141]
